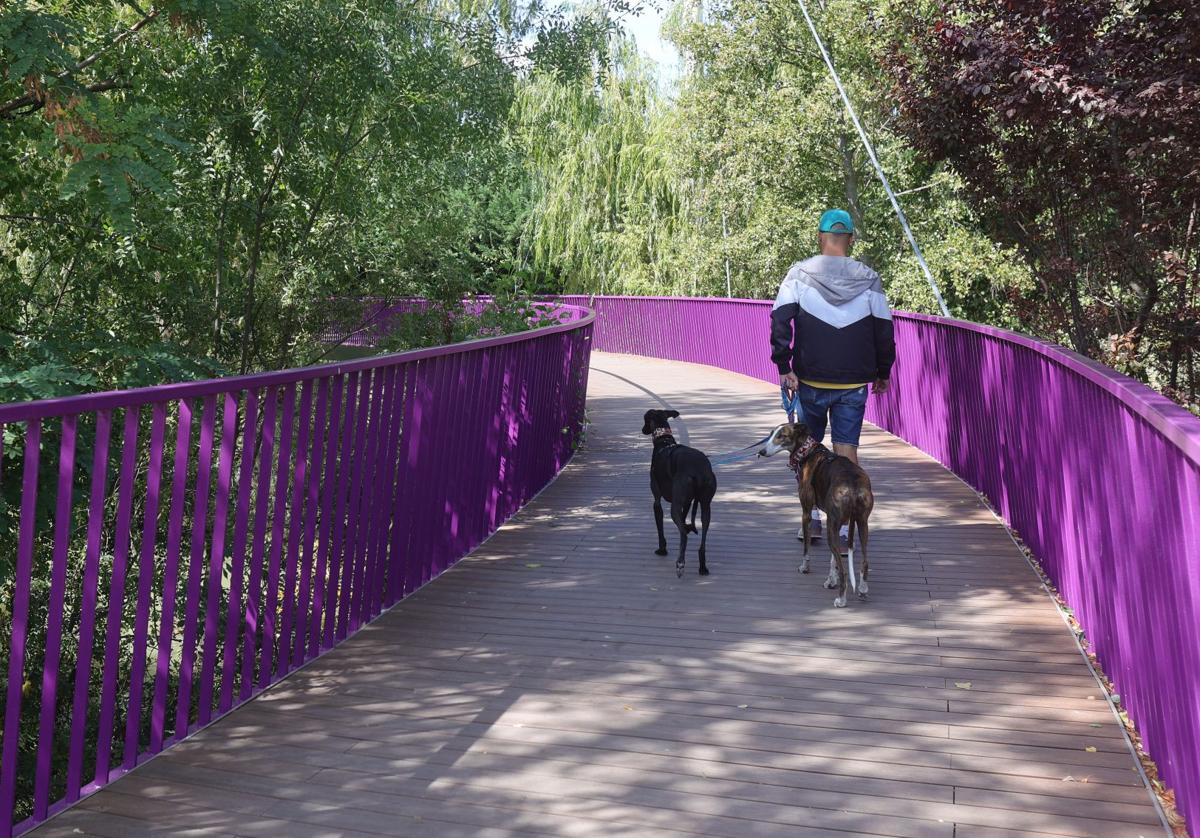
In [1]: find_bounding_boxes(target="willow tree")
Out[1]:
[513,44,696,294]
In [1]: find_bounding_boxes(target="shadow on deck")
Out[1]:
[32,353,1162,838]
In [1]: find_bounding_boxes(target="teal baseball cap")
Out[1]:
[818,208,855,234]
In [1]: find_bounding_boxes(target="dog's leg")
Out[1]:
[697,498,711,576]
[652,487,668,556]
[671,499,689,577]
[844,517,858,593]
[857,516,870,598]
[831,524,848,608]
[799,497,812,574]
[825,511,845,605]
[687,498,699,534]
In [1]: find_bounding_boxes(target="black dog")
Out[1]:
[642,409,717,577]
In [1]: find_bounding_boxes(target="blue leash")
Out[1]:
[780,385,799,423]
[652,389,798,470]
[701,388,801,469]
[707,429,777,468]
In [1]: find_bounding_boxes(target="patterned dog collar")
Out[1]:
[788,437,819,471]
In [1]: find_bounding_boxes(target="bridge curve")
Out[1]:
[29,352,1166,837]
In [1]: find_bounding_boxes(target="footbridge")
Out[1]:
[1,297,1197,837]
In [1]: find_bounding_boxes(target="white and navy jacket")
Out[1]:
[769,255,896,384]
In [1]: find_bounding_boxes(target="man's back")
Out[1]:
[771,254,895,387]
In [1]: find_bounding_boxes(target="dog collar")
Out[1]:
[788,437,820,472]
[652,427,675,440]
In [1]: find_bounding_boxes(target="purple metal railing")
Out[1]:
[565,294,1200,832]
[0,306,593,837]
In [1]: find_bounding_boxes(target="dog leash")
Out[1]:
[780,385,800,422]
[620,427,780,477]
[706,430,777,468]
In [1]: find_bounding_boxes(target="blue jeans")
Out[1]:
[796,382,868,446]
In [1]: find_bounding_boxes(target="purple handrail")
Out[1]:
[563,294,1200,832]
[0,306,593,837]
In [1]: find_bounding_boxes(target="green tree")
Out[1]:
[0,0,571,388]
[663,0,1032,316]
[508,0,1033,320]
[513,42,691,294]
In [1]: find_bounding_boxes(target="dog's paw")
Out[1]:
[798,560,810,574]
[654,547,668,556]
[687,524,699,534]
[858,581,869,596]
[833,596,847,608]
[857,591,869,600]
[823,575,839,589]
[698,564,709,576]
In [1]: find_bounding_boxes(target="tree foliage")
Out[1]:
[0,0,587,391]
[514,45,691,293]
[888,0,1200,406]
[509,0,1034,322]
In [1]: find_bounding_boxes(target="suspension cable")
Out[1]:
[795,0,951,317]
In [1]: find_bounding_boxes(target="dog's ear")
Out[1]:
[641,409,656,435]
[666,410,680,419]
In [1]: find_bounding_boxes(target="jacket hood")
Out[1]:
[784,255,882,306]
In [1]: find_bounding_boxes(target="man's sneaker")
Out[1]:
[799,517,824,541]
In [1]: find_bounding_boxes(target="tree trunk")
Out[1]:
[213,169,234,351]
[837,126,865,237]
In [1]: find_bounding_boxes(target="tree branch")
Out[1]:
[0,80,132,119]
[0,7,159,118]
[0,213,93,229]
[74,8,162,76]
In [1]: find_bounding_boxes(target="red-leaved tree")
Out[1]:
[888,0,1200,409]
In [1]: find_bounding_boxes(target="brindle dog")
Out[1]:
[642,409,717,577]
[759,422,874,607]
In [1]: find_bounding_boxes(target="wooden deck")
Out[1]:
[34,352,1163,838]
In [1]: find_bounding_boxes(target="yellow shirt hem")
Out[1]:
[800,379,869,390]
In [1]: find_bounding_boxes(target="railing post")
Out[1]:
[94,409,141,784]
[122,403,167,766]
[174,395,216,738]
[198,393,239,723]
[0,422,40,837]
[278,380,314,677]
[32,417,76,818]
[294,378,329,666]
[221,389,258,713]
[66,410,112,800]
[151,398,191,750]
[315,376,345,652]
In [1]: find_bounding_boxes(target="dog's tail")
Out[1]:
[846,544,857,592]
[849,500,871,594]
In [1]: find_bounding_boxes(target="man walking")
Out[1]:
[770,208,895,541]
